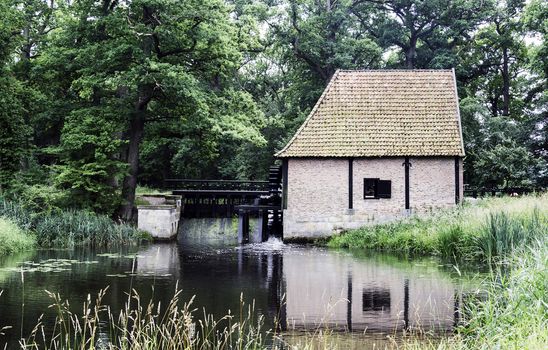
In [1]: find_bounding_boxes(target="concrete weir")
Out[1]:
[137,195,182,240]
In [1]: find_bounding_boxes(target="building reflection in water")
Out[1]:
[233,246,458,334]
[137,237,460,336]
[282,251,458,333]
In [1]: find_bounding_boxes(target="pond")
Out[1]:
[0,219,479,348]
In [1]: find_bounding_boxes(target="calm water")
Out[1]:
[0,219,477,348]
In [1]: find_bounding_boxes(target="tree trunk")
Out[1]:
[117,4,154,222]
[405,37,417,69]
[118,108,145,222]
[501,46,510,116]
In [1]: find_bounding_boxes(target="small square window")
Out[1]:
[364,178,391,199]
[364,178,378,199]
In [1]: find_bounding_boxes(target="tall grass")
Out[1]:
[328,194,548,262]
[0,217,35,256]
[459,239,548,349]
[19,287,272,350]
[403,237,548,350]
[0,198,149,248]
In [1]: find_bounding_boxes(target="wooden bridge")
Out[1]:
[164,167,283,242]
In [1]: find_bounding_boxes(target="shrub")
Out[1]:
[0,217,35,256]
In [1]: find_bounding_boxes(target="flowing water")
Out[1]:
[0,219,479,348]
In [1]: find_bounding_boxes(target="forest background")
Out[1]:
[0,0,545,220]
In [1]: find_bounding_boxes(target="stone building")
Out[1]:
[276,70,465,239]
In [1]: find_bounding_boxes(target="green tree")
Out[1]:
[36,0,265,218]
[0,0,31,191]
[353,0,493,68]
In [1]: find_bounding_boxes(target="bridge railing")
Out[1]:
[164,179,270,192]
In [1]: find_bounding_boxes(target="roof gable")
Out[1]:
[275,69,465,158]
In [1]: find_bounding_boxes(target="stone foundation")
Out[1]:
[137,195,182,240]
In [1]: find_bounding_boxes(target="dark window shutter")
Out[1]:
[377,180,391,198]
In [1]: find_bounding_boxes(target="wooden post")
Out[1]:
[348,158,353,209]
[282,159,288,209]
[260,209,268,242]
[455,157,460,204]
[238,210,249,244]
[403,157,411,211]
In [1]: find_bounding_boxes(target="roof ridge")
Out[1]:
[274,69,341,157]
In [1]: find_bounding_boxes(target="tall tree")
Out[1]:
[38,0,264,219]
[0,0,30,191]
[352,0,493,68]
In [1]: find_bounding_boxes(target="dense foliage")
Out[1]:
[0,0,546,219]
[0,217,35,256]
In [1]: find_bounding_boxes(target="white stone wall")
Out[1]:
[284,157,462,239]
[138,206,180,239]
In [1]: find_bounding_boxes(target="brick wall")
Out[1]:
[284,157,462,239]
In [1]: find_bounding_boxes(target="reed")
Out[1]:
[403,236,548,350]
[328,194,548,263]
[458,238,548,349]
[0,217,35,256]
[19,287,271,350]
[0,198,149,248]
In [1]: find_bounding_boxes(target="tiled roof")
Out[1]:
[275,69,465,158]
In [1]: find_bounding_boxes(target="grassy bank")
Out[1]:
[404,236,547,350]
[460,238,547,349]
[0,217,35,256]
[328,194,547,262]
[0,199,149,248]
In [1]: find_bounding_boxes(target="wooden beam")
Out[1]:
[348,158,353,209]
[282,159,288,210]
[455,157,460,204]
[404,157,411,210]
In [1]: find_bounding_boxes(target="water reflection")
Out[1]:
[282,249,458,333]
[0,233,470,347]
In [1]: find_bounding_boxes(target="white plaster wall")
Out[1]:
[283,157,463,239]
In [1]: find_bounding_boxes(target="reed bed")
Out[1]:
[0,199,149,248]
[328,194,548,262]
[0,217,35,256]
[402,236,548,350]
[18,287,272,350]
